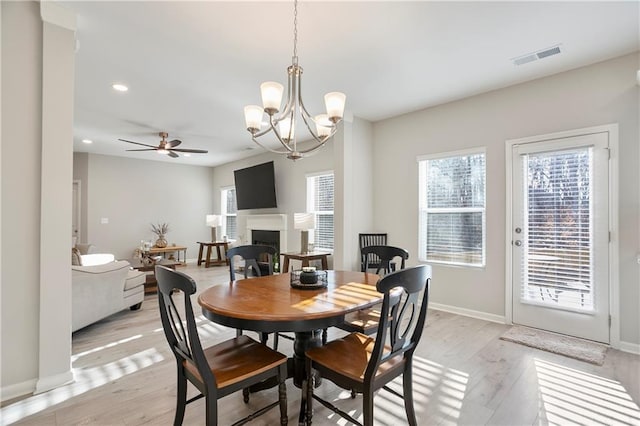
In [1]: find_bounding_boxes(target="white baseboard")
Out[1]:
[1,378,36,403]
[34,370,74,395]
[619,341,640,355]
[429,302,506,324]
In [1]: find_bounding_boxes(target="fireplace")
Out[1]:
[252,230,280,274]
[245,214,288,253]
[252,230,280,252]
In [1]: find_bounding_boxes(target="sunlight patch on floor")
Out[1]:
[315,355,469,425]
[0,348,164,425]
[71,334,142,362]
[535,358,640,425]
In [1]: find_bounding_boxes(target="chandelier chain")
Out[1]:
[293,0,298,63]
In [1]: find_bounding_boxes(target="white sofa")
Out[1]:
[72,260,146,332]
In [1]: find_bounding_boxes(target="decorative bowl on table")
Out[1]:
[290,267,328,289]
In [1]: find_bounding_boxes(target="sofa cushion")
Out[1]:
[125,269,146,291]
[81,253,116,266]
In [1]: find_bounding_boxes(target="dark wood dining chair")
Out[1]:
[358,233,388,272]
[226,244,276,281]
[304,264,431,426]
[155,265,288,426]
[337,245,409,336]
[226,244,293,350]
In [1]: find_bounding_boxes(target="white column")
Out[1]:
[35,2,76,393]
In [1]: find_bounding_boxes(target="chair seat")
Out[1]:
[306,332,403,383]
[339,307,381,335]
[184,335,287,388]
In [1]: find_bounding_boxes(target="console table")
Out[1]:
[196,241,229,267]
[128,259,180,294]
[148,245,187,265]
[280,251,330,272]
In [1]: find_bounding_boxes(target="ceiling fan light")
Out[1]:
[244,105,263,133]
[157,149,170,155]
[324,92,346,123]
[260,81,284,115]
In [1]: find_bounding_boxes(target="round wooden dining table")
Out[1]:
[197,270,382,388]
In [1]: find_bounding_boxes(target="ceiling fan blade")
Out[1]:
[171,148,208,153]
[167,139,182,148]
[126,148,157,152]
[118,139,158,149]
[168,151,179,158]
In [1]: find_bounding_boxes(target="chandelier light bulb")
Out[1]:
[260,82,284,115]
[278,116,295,141]
[244,105,264,133]
[315,114,332,138]
[324,92,346,123]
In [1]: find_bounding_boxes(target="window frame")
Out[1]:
[417,148,487,268]
[306,170,334,251]
[220,186,237,240]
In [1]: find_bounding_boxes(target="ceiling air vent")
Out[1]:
[537,46,561,59]
[512,44,562,66]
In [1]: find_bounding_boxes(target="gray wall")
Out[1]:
[372,53,640,345]
[75,153,215,261]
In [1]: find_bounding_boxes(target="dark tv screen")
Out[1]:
[233,161,277,210]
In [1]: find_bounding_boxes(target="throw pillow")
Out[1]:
[72,247,82,266]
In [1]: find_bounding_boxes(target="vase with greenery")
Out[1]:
[151,223,170,248]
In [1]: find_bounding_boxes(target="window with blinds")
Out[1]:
[522,148,594,310]
[221,187,237,239]
[306,172,334,250]
[418,150,486,266]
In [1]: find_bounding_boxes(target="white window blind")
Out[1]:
[522,147,594,310]
[221,187,237,239]
[307,172,334,250]
[418,150,486,266]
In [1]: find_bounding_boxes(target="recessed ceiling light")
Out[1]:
[112,83,128,92]
[82,139,93,144]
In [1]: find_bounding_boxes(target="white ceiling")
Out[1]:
[63,1,639,167]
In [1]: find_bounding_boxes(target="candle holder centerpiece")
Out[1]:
[290,267,328,290]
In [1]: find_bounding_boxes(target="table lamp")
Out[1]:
[294,213,316,254]
[206,214,222,242]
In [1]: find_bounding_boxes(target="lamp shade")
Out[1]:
[260,81,284,113]
[206,214,222,227]
[294,213,316,231]
[244,105,263,132]
[324,92,346,122]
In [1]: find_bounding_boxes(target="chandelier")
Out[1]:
[243,0,346,160]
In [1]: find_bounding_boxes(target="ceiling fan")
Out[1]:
[118,132,208,158]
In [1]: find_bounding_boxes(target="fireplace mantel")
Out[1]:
[245,214,288,253]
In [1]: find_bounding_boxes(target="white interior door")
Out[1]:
[511,132,610,343]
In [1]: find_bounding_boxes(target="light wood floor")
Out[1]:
[3,264,639,425]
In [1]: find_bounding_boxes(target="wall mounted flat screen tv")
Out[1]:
[233,161,277,210]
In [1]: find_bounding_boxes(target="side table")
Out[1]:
[196,241,229,268]
[148,245,187,265]
[280,251,330,272]
[128,259,180,294]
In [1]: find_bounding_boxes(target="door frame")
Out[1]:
[73,179,82,243]
[504,124,619,348]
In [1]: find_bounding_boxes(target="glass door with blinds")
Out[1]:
[511,131,610,343]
